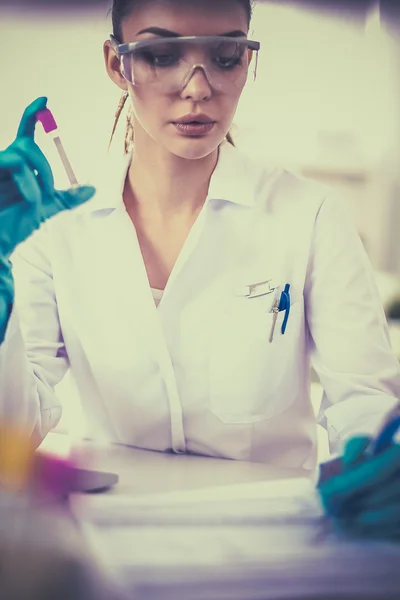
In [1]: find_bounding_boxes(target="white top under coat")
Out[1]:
[151,288,164,308]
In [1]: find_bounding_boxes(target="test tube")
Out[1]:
[36,108,79,187]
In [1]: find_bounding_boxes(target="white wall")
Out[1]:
[235,3,400,272]
[0,6,121,186]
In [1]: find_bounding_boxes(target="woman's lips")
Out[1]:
[173,122,215,136]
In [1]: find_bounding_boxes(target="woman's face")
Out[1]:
[105,0,251,160]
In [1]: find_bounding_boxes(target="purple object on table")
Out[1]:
[35,454,79,498]
[34,453,119,497]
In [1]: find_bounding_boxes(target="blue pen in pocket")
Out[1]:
[279,283,291,335]
[269,283,291,343]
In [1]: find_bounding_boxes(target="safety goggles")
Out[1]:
[110,35,260,93]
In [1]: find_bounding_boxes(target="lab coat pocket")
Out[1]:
[209,296,302,424]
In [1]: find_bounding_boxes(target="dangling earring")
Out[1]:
[108,91,129,151]
[125,105,134,154]
[117,91,129,114]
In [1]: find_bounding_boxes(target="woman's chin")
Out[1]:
[167,135,225,160]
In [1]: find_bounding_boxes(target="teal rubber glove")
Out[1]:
[318,436,400,541]
[0,97,95,343]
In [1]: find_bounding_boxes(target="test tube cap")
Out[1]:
[36,108,58,134]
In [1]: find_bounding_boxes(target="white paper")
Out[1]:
[73,477,322,526]
[72,478,400,600]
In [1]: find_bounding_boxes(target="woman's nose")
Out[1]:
[180,67,213,101]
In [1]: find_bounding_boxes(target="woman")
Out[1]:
[0,0,399,538]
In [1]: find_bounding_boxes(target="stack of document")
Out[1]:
[72,479,400,600]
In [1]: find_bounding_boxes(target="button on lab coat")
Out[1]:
[2,141,400,469]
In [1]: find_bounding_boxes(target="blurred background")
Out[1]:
[1,0,400,452]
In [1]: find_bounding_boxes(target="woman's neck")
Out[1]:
[124,143,219,222]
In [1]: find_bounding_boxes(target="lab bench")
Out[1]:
[37,433,400,600]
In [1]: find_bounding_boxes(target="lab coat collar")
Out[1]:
[207,140,256,207]
[82,140,257,214]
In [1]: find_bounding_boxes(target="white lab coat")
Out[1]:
[1,140,400,469]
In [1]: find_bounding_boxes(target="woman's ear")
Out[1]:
[103,40,128,91]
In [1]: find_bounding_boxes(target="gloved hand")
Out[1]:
[0,97,95,343]
[318,436,400,541]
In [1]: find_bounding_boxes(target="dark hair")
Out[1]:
[108,0,254,153]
